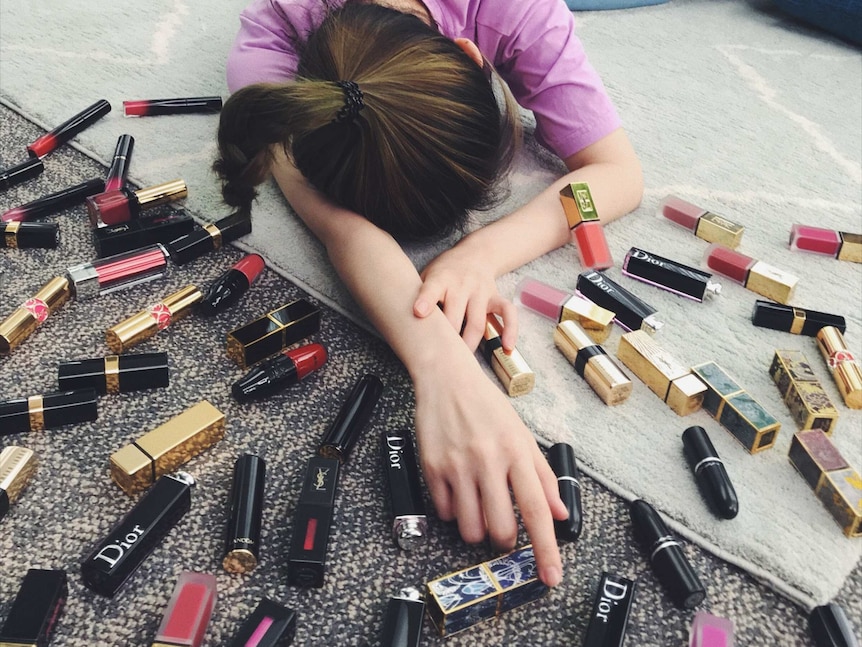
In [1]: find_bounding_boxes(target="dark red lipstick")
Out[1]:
[0,221,59,249]
[26,99,111,159]
[86,179,188,226]
[104,134,135,191]
[1,177,105,223]
[0,157,44,192]
[232,343,328,402]
[198,253,265,316]
[123,96,223,117]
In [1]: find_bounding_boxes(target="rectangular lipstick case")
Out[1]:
[478,314,535,397]
[425,545,548,637]
[577,270,663,334]
[227,299,320,369]
[554,320,632,406]
[0,446,37,520]
[58,352,169,395]
[151,572,217,647]
[227,598,297,647]
[770,350,839,435]
[93,210,195,258]
[0,388,98,434]
[752,301,846,337]
[582,572,636,647]
[0,569,67,647]
[622,247,721,302]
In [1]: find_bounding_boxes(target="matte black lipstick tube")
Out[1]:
[123,96,223,117]
[104,134,135,191]
[223,454,266,574]
[198,253,265,316]
[809,602,860,647]
[228,598,297,647]
[1,177,105,223]
[577,270,664,334]
[622,247,721,302]
[381,587,425,647]
[548,443,583,541]
[27,99,112,159]
[319,373,384,463]
[166,211,252,265]
[0,221,59,249]
[382,429,427,550]
[0,388,98,434]
[582,572,636,647]
[0,157,43,191]
[93,210,195,258]
[0,569,67,647]
[629,499,706,609]
[752,300,847,337]
[682,426,739,520]
[81,472,195,597]
[58,352,169,394]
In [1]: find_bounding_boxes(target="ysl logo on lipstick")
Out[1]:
[313,467,330,490]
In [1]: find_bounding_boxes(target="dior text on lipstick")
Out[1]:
[659,195,744,249]
[582,572,636,647]
[26,99,112,159]
[478,314,535,397]
[790,224,862,264]
[577,270,664,334]
[382,429,427,550]
[0,446,37,521]
[752,300,846,337]
[816,326,862,409]
[0,156,43,192]
[232,343,327,402]
[0,388,98,434]
[682,426,739,520]
[66,243,170,300]
[151,571,217,647]
[93,210,196,258]
[704,243,798,304]
[105,134,135,191]
[58,351,169,394]
[515,276,615,343]
[223,453,266,574]
[227,598,297,647]
[124,96,223,117]
[81,472,195,597]
[380,587,425,647]
[559,182,613,269]
[623,247,721,302]
[0,569,67,647]
[166,211,252,266]
[629,499,706,609]
[689,612,735,647]
[0,275,71,356]
[86,179,187,227]
[319,373,384,463]
[1,177,105,222]
[548,443,583,541]
[198,253,265,317]
[105,284,203,353]
[554,319,633,406]
[809,602,860,647]
[0,221,59,249]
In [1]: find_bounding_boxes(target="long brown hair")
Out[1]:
[214,2,517,241]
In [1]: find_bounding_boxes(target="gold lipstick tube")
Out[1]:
[105,284,202,353]
[109,400,225,495]
[0,446,37,519]
[837,232,862,263]
[479,315,535,397]
[815,326,862,409]
[133,179,187,210]
[0,276,71,356]
[559,295,615,344]
[554,320,632,406]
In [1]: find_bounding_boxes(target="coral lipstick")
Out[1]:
[1,177,105,223]
[790,224,862,264]
[124,96,223,117]
[198,254,265,316]
[559,182,614,269]
[26,99,112,159]
[704,244,798,304]
[0,157,43,192]
[105,134,135,192]
[86,179,188,226]
[151,572,217,647]
[232,343,327,402]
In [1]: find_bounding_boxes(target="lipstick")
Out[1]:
[380,587,425,647]
[226,299,321,369]
[198,253,265,317]
[630,499,706,609]
[1,177,105,222]
[548,442,583,541]
[232,343,327,402]
[86,179,188,227]
[105,134,135,192]
[577,270,664,334]
[681,425,739,520]
[0,446,37,521]
[770,349,840,435]
[622,247,721,302]
[26,99,112,159]
[581,572,636,647]
[752,300,846,337]
[93,210,196,258]
[554,319,632,406]
[0,388,98,434]
[689,612,735,647]
[704,244,798,304]
[223,454,266,574]
[0,275,71,356]
[515,276,615,343]
[287,455,341,588]
[0,569,67,647]
[809,602,859,647]
[790,224,862,264]
[477,314,535,397]
[81,472,195,597]
[109,400,225,495]
[66,243,170,300]
[58,351,170,395]
[319,373,384,463]
[106,284,203,353]
[0,157,43,192]
[228,598,297,647]
[816,326,862,409]
[124,96,223,117]
[166,211,252,266]
[559,182,613,269]
[0,221,59,249]
[659,195,744,249]
[382,429,427,550]
[151,572,217,647]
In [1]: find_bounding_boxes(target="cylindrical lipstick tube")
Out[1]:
[622,247,721,302]
[0,388,98,434]
[548,443,583,541]
[58,351,169,394]
[515,276,615,343]
[105,284,202,353]
[26,99,112,159]
[104,134,135,192]
[1,177,105,222]
[0,275,72,356]
[478,314,535,397]
[81,472,195,597]
[704,244,798,304]
[166,211,252,266]
[319,373,384,463]
[66,243,170,299]
[0,569,67,647]
[577,270,664,334]
[790,224,862,264]
[816,326,862,409]
[0,221,59,249]
[682,426,739,520]
[223,454,266,574]
[151,572,217,647]
[86,179,188,227]
[554,320,632,406]
[559,182,614,269]
[123,96,224,117]
[809,602,858,647]
[232,343,327,402]
[227,598,297,647]
[659,195,744,249]
[198,253,266,317]
[380,587,425,647]
[0,446,37,521]
[582,572,636,647]
[93,210,195,258]
[0,157,44,192]
[629,499,706,609]
[382,429,427,551]
[752,300,846,337]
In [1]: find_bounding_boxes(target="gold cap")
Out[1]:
[133,179,187,210]
[223,548,258,574]
[4,220,20,248]
[816,326,862,409]
[837,232,862,263]
[559,182,600,229]
[554,321,632,406]
[560,295,614,343]
[0,276,71,356]
[747,261,798,304]
[204,222,223,248]
[483,316,535,397]
[106,285,202,353]
[0,446,37,505]
[695,212,744,249]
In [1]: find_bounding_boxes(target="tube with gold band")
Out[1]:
[105,285,202,353]
[816,326,862,409]
[751,300,846,337]
[0,221,59,249]
[166,211,252,266]
[478,314,535,397]
[554,319,632,406]
[0,275,71,356]
[223,454,266,574]
[0,446,37,521]
[0,389,98,435]
[58,352,169,395]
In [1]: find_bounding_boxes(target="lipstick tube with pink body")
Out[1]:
[789,224,861,264]
[659,195,744,249]
[559,182,613,269]
[66,244,170,300]
[704,244,798,304]
[151,572,217,647]
[232,343,328,402]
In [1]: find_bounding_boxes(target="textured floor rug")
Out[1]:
[1,0,860,615]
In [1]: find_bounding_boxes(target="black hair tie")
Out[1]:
[334,80,365,124]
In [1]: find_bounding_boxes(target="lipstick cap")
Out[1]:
[752,301,846,337]
[223,453,266,574]
[837,232,862,263]
[689,612,735,647]
[682,425,739,520]
[770,350,839,435]
[554,320,632,406]
[0,388,99,434]
[227,598,297,647]
[133,178,187,210]
[816,326,862,410]
[0,446,37,519]
[152,571,217,647]
[58,352,169,395]
[809,602,859,647]
[548,443,583,541]
[582,572,636,647]
[1,221,60,249]
[106,285,202,353]
[815,467,862,538]
[0,156,44,191]
[318,373,384,462]
[93,210,195,257]
[479,315,535,397]
[0,569,67,646]
[166,211,252,265]
[0,275,71,356]
[560,182,601,228]
[788,430,850,492]
[381,587,425,647]
[226,299,320,369]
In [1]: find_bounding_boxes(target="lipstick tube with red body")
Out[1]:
[0,157,43,192]
[198,254,266,316]
[0,221,59,249]
[1,177,105,223]
[659,195,744,249]
[0,275,71,356]
[704,244,798,304]
[232,343,327,402]
[66,243,170,300]
[86,179,187,227]
[26,99,112,159]
[228,598,297,647]
[789,224,862,264]
[124,96,223,117]
[104,134,135,192]
[151,572,217,647]
[0,569,67,647]
[559,182,614,269]
[166,211,252,266]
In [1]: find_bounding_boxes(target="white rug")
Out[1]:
[1,0,859,609]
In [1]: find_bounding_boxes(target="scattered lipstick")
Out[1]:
[26,99,112,159]
[790,224,862,264]
[105,284,202,353]
[123,96,223,117]
[622,247,721,302]
[689,612,735,647]
[0,569,67,647]
[223,454,266,574]
[166,211,252,266]
[227,598,297,647]
[66,243,170,300]
[816,326,862,410]
[478,314,534,397]
[559,182,613,269]
[58,351,169,395]
[92,210,195,258]
[151,572,217,647]
[104,134,135,192]
[682,425,739,520]
[382,429,427,551]
[232,343,327,402]
[318,373,384,463]
[577,270,664,334]
[704,244,798,304]
[752,300,846,337]
[0,388,98,434]
[809,602,859,647]
[1,177,105,222]
[659,195,744,249]
[380,587,425,647]
[548,442,583,541]
[0,446,37,521]
[86,179,188,227]
[515,276,615,343]
[0,157,43,192]
[0,221,59,249]
[198,253,265,316]
[0,275,72,356]
[582,572,636,647]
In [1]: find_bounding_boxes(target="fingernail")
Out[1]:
[414,300,430,316]
[543,566,562,587]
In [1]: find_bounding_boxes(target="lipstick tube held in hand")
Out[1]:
[105,284,202,353]
[477,314,535,397]
[223,454,266,574]
[0,446,37,521]
[166,211,252,266]
[559,182,613,269]
[1,177,105,223]
[0,275,71,356]
[659,195,744,249]
[622,247,721,302]
[151,572,217,647]
[232,343,327,402]
[318,373,384,463]
[0,157,43,192]
[0,221,59,249]
[577,270,664,334]
[704,244,798,304]
[198,253,265,316]
[26,99,111,159]
[816,326,862,409]
[547,443,583,541]
[104,134,135,192]
[86,179,187,227]
[689,612,735,647]
[682,425,739,520]
[515,276,615,343]
[382,429,427,550]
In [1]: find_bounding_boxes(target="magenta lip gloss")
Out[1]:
[689,612,734,647]
[0,388,99,434]
[0,569,67,647]
[151,571,217,647]
[227,598,297,647]
[65,243,170,299]
[790,224,862,264]
[198,254,266,316]
[1,177,106,223]
[704,244,798,304]
[659,195,744,249]
[0,446,37,521]
[26,99,112,159]
[0,157,44,192]
[548,443,583,541]
[123,96,223,117]
[232,343,328,402]
[104,134,135,192]
[92,210,195,258]
[622,247,721,302]
[582,572,636,647]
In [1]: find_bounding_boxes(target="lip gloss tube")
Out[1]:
[0,569,67,647]
[223,454,266,574]
[682,426,739,520]
[816,326,862,409]
[1,177,106,223]
[382,429,427,550]
[809,602,859,647]
[166,211,252,266]
[0,221,59,249]
[689,612,734,647]
[58,351,169,394]
[0,157,44,192]
[26,99,112,159]
[659,195,744,249]
[752,300,846,337]
[105,284,203,353]
[515,277,615,343]
[105,134,135,192]
[548,442,583,541]
[81,472,195,597]
[554,320,633,406]
[0,446,37,521]
[93,210,196,258]
[318,373,384,463]
[228,598,297,647]
[66,243,170,299]
[790,224,862,264]
[0,275,71,356]
[0,388,98,434]
[86,179,188,227]
[582,572,636,647]
[577,270,664,334]
[478,314,535,397]
[630,499,706,609]
[151,572,217,647]
[198,253,266,316]
[623,247,721,302]
[559,182,613,269]
[380,587,425,647]
[232,343,327,402]
[124,96,223,117]
[704,244,798,304]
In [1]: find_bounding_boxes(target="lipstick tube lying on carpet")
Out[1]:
[689,612,734,647]
[548,442,583,542]
[577,270,663,334]
[0,157,43,192]
[66,243,170,300]
[581,571,636,647]
[380,587,425,647]
[769,349,839,435]
[682,425,739,520]
[554,319,632,406]
[318,373,384,463]
[232,343,327,402]
[790,224,862,264]
[223,454,266,574]
[515,276,614,343]
[815,326,862,410]
[58,351,170,395]
[0,446,37,521]
[198,253,265,317]
[0,275,71,356]
[86,179,187,227]
[382,429,427,551]
[93,211,195,258]
[1,177,105,222]
[659,195,744,249]
[26,99,111,159]
[704,244,798,304]
[226,299,320,369]
[105,284,202,353]
[105,134,135,192]
[752,300,846,337]
[151,572,217,647]
[808,602,859,647]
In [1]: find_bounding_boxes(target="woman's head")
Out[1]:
[214,1,516,241]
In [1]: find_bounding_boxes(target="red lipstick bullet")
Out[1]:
[232,343,327,402]
[198,254,265,317]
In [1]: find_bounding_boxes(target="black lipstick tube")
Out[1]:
[382,429,427,550]
[682,426,739,520]
[81,472,195,597]
[166,211,252,265]
[548,443,583,541]
[381,587,425,647]
[1,177,105,223]
[752,300,847,337]
[622,247,721,302]
[0,569,67,647]
[0,388,98,434]
[629,499,706,609]
[92,210,195,258]
[582,571,636,647]
[223,454,266,574]
[105,134,135,191]
[123,96,223,117]
[319,374,384,463]
[809,602,859,647]
[27,99,112,159]
[0,157,44,191]
[58,352,169,394]
[577,270,664,334]
[0,221,59,249]
[228,598,297,647]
